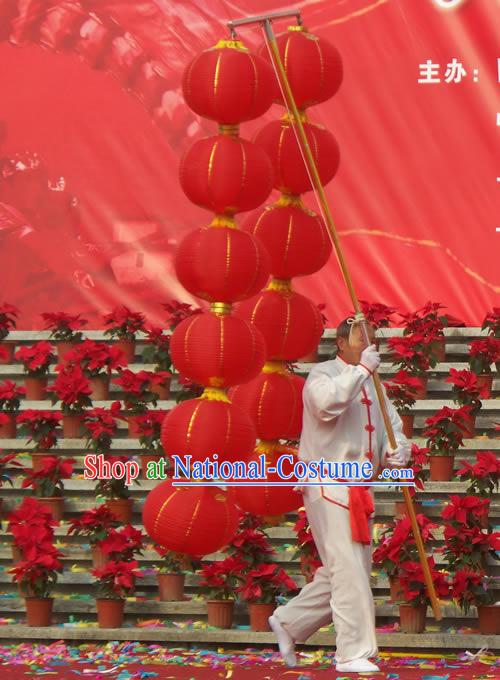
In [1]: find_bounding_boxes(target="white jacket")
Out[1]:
[298,355,410,506]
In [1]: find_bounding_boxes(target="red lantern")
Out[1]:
[254,119,339,195]
[179,135,274,215]
[237,289,323,361]
[259,27,343,110]
[143,481,239,556]
[244,202,332,278]
[161,397,256,465]
[175,225,270,302]
[230,370,304,440]
[234,445,302,516]
[183,40,275,124]
[170,311,266,387]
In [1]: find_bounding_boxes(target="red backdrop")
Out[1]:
[0,0,497,328]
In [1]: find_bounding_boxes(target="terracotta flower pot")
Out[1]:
[91,545,108,570]
[57,342,77,362]
[461,413,476,438]
[62,413,82,438]
[12,545,22,563]
[428,455,454,481]
[430,337,446,362]
[89,375,110,400]
[105,498,133,523]
[25,597,54,627]
[480,505,490,530]
[31,452,52,472]
[157,573,185,601]
[96,598,125,628]
[141,454,163,479]
[389,575,404,603]
[478,604,499,634]
[0,343,14,364]
[262,514,285,527]
[249,602,275,631]
[115,339,135,363]
[38,497,65,521]
[394,500,422,518]
[400,414,414,438]
[476,374,493,399]
[151,378,171,400]
[413,375,428,400]
[24,376,48,400]
[207,599,234,629]
[399,603,426,633]
[0,412,16,437]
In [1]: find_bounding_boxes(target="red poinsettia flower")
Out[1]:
[67,506,120,541]
[445,369,487,415]
[162,300,202,331]
[388,333,433,373]
[15,341,55,375]
[103,306,146,340]
[482,308,500,336]
[92,559,142,597]
[236,562,297,602]
[0,380,26,410]
[456,451,500,499]
[49,363,92,412]
[98,525,145,559]
[41,312,87,342]
[16,410,61,450]
[469,337,500,374]
[22,456,75,497]
[65,339,127,376]
[398,558,449,604]
[359,301,397,328]
[112,369,159,412]
[422,405,470,452]
[441,495,489,523]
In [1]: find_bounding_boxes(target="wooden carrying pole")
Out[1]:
[232,14,442,621]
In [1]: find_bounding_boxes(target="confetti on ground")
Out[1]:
[0,644,498,679]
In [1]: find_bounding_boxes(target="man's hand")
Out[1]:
[359,344,381,374]
[385,444,410,467]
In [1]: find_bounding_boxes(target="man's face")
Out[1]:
[338,324,376,365]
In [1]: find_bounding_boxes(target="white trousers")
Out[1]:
[274,488,378,664]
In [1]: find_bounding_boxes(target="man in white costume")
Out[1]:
[270,317,411,674]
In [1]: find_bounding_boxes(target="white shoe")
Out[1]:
[335,658,380,673]
[268,615,297,667]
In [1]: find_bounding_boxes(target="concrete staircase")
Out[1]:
[0,328,498,650]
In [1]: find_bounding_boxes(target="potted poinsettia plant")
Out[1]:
[95,454,136,523]
[7,497,58,563]
[142,327,173,399]
[468,337,500,398]
[65,339,127,399]
[9,540,64,626]
[47,363,92,437]
[373,514,437,602]
[0,303,19,364]
[451,569,499,635]
[103,305,146,363]
[154,545,190,602]
[15,341,56,400]
[400,301,449,362]
[384,369,424,437]
[21,455,75,520]
[441,495,498,571]
[292,508,321,583]
[456,452,499,527]
[237,562,297,631]
[445,368,487,437]
[112,369,164,436]
[482,308,500,373]
[199,555,247,629]
[17,410,61,471]
[92,559,142,628]
[388,333,436,398]
[0,380,25,437]
[422,405,470,481]
[67,506,120,569]
[398,557,449,633]
[98,524,145,562]
[163,300,202,330]
[134,410,167,478]
[41,311,88,361]
[227,513,276,568]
